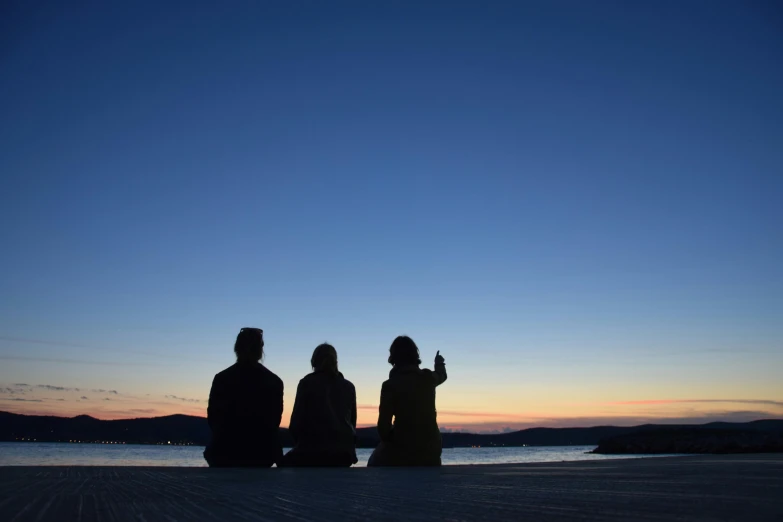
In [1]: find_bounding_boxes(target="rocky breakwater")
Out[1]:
[592,428,783,454]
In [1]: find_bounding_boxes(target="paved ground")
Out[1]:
[1,455,782,521]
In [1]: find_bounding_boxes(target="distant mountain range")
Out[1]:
[2,411,782,449]
[592,426,783,454]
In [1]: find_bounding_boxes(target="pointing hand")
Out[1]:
[435,350,445,366]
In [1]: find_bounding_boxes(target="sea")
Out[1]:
[0,442,673,467]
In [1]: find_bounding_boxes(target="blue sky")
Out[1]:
[1,1,781,429]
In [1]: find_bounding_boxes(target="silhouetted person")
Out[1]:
[204,328,283,467]
[279,344,358,467]
[367,336,447,466]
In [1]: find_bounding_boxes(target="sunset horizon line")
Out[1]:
[3,407,781,435]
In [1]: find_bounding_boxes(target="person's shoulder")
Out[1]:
[418,368,440,385]
[298,372,317,387]
[214,363,238,380]
[259,364,284,388]
[300,371,319,382]
[342,376,356,392]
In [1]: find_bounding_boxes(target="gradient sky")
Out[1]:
[1,1,781,432]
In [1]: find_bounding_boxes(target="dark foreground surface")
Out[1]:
[1,455,782,521]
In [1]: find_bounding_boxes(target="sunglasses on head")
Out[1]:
[240,328,263,335]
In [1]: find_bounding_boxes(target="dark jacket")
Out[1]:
[376,361,447,463]
[204,361,284,467]
[289,371,357,456]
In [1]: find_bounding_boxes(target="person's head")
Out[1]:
[388,335,421,366]
[311,343,338,374]
[234,327,264,362]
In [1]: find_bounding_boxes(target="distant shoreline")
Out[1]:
[0,441,680,468]
[3,411,782,450]
[592,427,783,454]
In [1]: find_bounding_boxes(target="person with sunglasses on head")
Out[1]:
[204,328,284,467]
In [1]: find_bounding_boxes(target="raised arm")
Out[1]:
[377,381,394,442]
[433,350,447,386]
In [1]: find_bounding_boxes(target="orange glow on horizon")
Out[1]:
[3,382,782,430]
[3,395,782,432]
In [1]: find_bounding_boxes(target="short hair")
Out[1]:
[388,336,421,366]
[311,343,338,373]
[234,328,263,362]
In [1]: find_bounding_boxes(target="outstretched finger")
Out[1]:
[436,350,440,357]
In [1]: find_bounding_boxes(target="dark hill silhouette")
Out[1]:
[0,411,212,445]
[593,426,783,454]
[442,420,783,448]
[2,411,781,448]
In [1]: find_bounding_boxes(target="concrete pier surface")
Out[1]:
[1,455,782,521]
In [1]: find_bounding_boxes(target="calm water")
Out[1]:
[0,442,673,467]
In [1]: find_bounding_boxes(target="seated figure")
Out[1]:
[204,328,283,467]
[279,343,358,467]
[368,336,447,467]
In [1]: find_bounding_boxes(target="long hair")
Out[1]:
[388,336,421,366]
[234,328,264,362]
[311,343,338,374]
